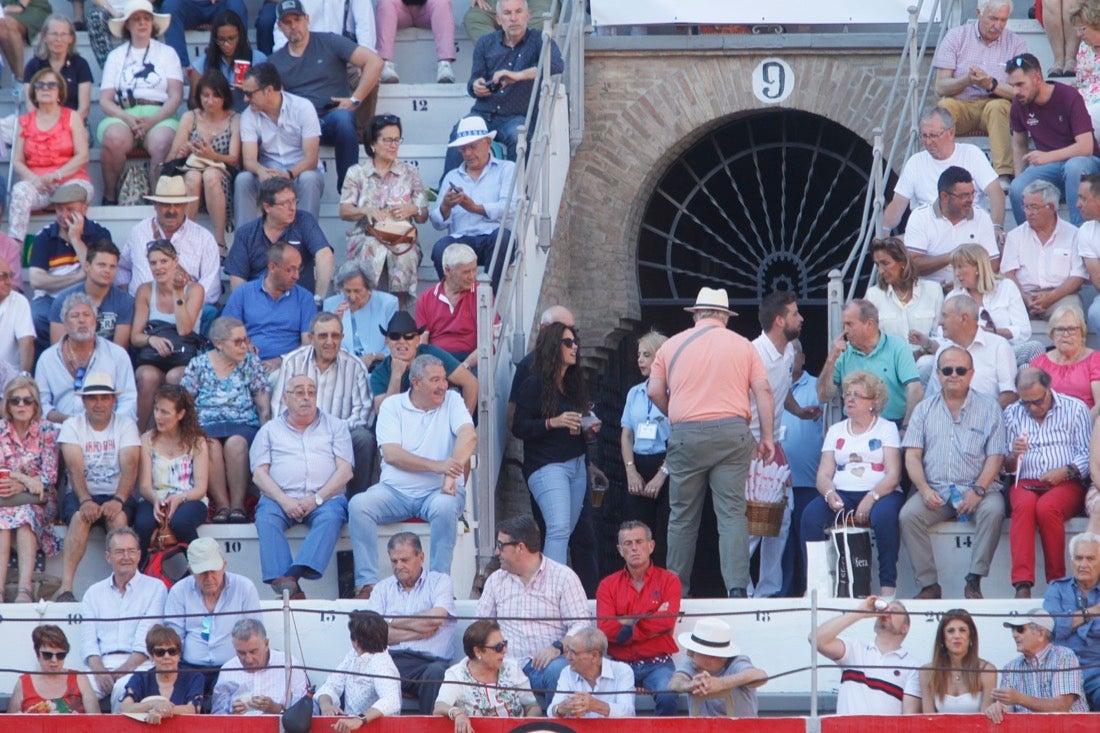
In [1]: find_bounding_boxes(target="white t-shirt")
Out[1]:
[822,417,900,493]
[0,291,33,368]
[1076,219,1100,260]
[893,143,999,212]
[904,203,999,284]
[58,413,141,496]
[749,332,794,441]
[836,637,921,715]
[376,390,473,497]
[99,40,183,104]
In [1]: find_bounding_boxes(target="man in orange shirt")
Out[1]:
[648,287,775,598]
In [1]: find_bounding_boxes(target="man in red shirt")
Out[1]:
[595,520,681,715]
[416,242,479,369]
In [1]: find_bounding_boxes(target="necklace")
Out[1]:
[62,337,93,375]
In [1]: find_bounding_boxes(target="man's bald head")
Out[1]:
[539,305,575,329]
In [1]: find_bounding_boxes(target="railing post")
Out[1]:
[826,269,844,425]
[281,588,291,705]
[568,0,585,152]
[809,589,820,728]
[907,6,920,142]
[474,273,496,580]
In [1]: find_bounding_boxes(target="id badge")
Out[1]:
[637,420,659,440]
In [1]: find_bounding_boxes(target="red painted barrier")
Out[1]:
[822,714,1099,733]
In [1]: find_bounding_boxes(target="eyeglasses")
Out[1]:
[33,81,59,90]
[222,337,248,347]
[939,366,970,376]
[39,650,67,661]
[73,366,87,391]
[920,129,948,141]
[7,396,36,406]
[270,197,297,208]
[494,539,519,551]
[561,338,580,349]
[482,640,508,653]
[152,647,180,657]
[215,35,239,45]
[387,332,419,341]
[1020,393,1049,407]
[0,272,11,280]
[1008,55,1029,68]
[945,190,974,200]
[378,136,403,146]
[1052,326,1081,335]
[843,391,872,400]
[241,88,258,99]
[1023,203,1049,213]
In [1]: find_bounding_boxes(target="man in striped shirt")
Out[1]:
[1005,367,1092,599]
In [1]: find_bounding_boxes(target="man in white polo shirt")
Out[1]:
[904,166,1000,287]
[1001,179,1086,319]
[812,595,921,714]
[1073,173,1100,333]
[348,352,476,599]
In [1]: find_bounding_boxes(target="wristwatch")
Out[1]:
[659,464,669,476]
[350,96,361,108]
[314,493,324,507]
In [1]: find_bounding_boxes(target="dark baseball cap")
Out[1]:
[276,0,306,20]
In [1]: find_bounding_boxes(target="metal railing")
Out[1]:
[469,0,587,584]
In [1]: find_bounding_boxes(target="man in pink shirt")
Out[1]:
[648,287,775,599]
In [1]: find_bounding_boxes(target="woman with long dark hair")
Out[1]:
[919,608,995,713]
[189,9,266,112]
[511,321,599,564]
[134,384,209,553]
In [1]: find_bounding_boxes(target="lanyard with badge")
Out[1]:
[636,379,663,441]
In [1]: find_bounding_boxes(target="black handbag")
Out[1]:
[134,320,204,370]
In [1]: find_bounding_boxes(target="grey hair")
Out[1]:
[692,308,730,322]
[231,618,267,642]
[618,520,653,541]
[1016,366,1052,391]
[209,316,244,344]
[572,627,608,656]
[106,526,140,551]
[334,259,377,291]
[845,298,879,326]
[920,107,955,130]
[1069,532,1100,558]
[61,291,98,321]
[442,242,478,270]
[539,305,574,327]
[409,354,445,382]
[977,0,1012,13]
[943,293,979,320]
[387,531,424,553]
[1022,179,1061,207]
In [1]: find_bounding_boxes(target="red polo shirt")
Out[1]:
[415,281,477,355]
[596,563,681,662]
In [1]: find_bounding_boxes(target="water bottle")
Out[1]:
[949,483,970,522]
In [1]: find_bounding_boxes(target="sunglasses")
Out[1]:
[377,113,400,125]
[482,640,508,653]
[561,338,580,349]
[33,81,59,90]
[387,332,419,341]
[1020,394,1049,407]
[39,650,67,661]
[939,366,970,376]
[152,647,180,657]
[1007,624,1027,633]
[201,614,212,641]
[7,396,36,406]
[73,366,87,391]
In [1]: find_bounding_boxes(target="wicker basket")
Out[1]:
[746,499,787,537]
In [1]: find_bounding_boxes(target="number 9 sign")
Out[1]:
[752,58,794,104]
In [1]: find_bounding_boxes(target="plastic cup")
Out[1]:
[233,59,251,87]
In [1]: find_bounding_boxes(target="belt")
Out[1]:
[671,416,747,430]
[132,99,161,107]
[628,653,673,665]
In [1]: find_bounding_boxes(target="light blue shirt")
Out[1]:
[620,380,669,455]
[780,371,823,488]
[324,291,398,358]
[165,571,261,667]
[365,569,457,660]
[36,336,137,420]
[549,658,636,718]
[250,410,354,500]
[430,157,515,237]
[81,572,167,662]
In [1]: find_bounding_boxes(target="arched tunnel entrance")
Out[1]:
[589,109,889,592]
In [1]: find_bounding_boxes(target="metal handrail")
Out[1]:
[470,0,587,584]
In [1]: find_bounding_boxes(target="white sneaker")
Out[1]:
[381,60,399,84]
[436,60,455,84]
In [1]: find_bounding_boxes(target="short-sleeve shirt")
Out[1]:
[1000,218,1086,290]
[1078,220,1100,259]
[1010,81,1100,156]
[1030,351,1100,408]
[892,144,999,211]
[49,282,135,341]
[831,333,920,421]
[123,669,204,710]
[58,413,141,495]
[674,654,759,717]
[822,417,901,493]
[1000,644,1088,713]
[620,380,670,455]
[376,390,472,497]
[415,282,477,356]
[931,21,1026,101]
[24,54,93,112]
[99,40,183,102]
[903,202,999,285]
[249,410,354,499]
[0,291,33,367]
[220,277,316,360]
[436,658,536,716]
[240,91,321,171]
[28,219,113,300]
[323,292,397,358]
[225,211,331,295]
[269,32,356,112]
[179,351,270,427]
[835,638,921,714]
[369,343,462,397]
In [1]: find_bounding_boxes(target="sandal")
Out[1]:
[228,508,248,524]
[15,587,33,603]
[211,507,231,524]
[1048,66,1064,77]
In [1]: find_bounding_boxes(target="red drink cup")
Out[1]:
[234,60,251,87]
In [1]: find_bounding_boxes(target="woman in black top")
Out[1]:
[511,322,599,565]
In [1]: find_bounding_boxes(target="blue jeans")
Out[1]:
[255,0,276,55]
[628,657,677,715]
[523,655,569,711]
[254,494,349,583]
[348,482,465,586]
[526,456,586,565]
[1009,156,1100,226]
[31,294,53,354]
[799,489,905,588]
[441,111,526,179]
[319,108,360,192]
[160,0,250,68]
[431,229,510,292]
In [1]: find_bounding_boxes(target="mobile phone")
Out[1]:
[448,182,461,193]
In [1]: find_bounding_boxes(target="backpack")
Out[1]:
[142,544,191,589]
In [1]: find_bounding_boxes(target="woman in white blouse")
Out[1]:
[316,611,401,732]
[944,243,1044,367]
[864,237,943,361]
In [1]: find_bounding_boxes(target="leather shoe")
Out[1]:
[355,583,374,600]
[727,587,748,599]
[1014,583,1032,599]
[914,583,941,600]
[964,578,983,599]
